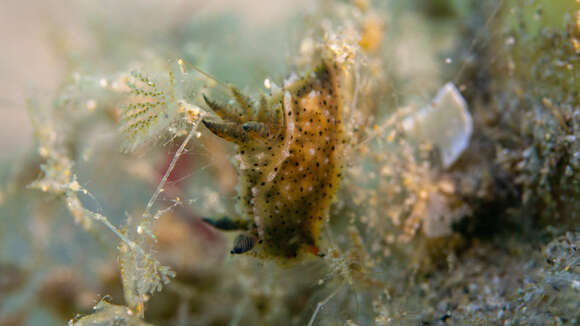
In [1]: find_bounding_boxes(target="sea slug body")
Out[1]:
[202,59,345,263]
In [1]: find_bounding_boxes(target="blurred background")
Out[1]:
[0,0,312,157]
[1,0,579,325]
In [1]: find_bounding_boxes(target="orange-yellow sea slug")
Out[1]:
[202,57,346,263]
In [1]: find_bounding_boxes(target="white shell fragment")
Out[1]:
[402,82,473,168]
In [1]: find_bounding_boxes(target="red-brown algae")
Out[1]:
[202,59,346,263]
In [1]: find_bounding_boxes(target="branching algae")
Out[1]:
[202,56,347,263]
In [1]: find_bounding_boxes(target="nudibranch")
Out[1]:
[202,58,345,263]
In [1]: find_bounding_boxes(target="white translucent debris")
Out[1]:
[402,82,473,168]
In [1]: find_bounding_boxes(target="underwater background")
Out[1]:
[1,0,579,325]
